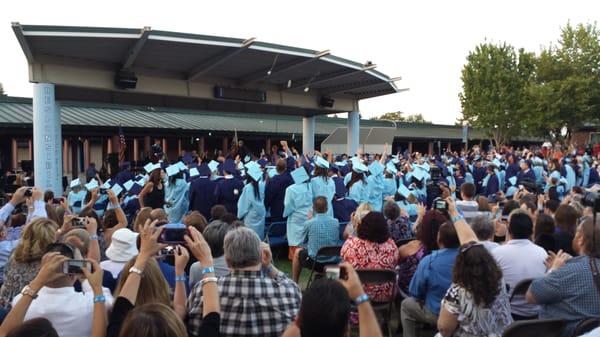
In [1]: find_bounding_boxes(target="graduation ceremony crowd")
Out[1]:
[0,138,599,337]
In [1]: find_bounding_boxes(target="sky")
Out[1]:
[0,0,598,124]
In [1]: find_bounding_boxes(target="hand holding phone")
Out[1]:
[158,224,188,244]
[62,259,91,274]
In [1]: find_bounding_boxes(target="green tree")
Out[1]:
[0,82,4,96]
[459,43,535,147]
[527,23,600,140]
[372,111,431,123]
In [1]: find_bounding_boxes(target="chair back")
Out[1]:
[356,269,397,285]
[315,246,342,258]
[265,221,287,246]
[395,238,415,248]
[502,319,566,337]
[573,318,600,337]
[509,278,535,302]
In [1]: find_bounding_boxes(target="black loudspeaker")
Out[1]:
[319,96,335,108]
[21,160,33,172]
[115,70,138,89]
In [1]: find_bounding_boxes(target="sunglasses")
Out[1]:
[460,241,483,254]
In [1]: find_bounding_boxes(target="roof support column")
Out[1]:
[302,116,315,155]
[33,83,63,194]
[347,111,360,156]
[133,138,139,162]
[11,138,17,170]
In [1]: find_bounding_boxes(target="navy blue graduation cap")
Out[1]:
[222,159,237,174]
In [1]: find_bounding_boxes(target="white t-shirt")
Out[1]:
[100,259,127,279]
[492,239,547,317]
[12,281,113,337]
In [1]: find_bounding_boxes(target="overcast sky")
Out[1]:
[1,0,598,124]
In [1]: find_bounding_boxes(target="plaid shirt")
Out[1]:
[301,213,340,258]
[187,270,301,337]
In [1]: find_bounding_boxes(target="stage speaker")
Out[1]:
[115,70,138,89]
[319,96,335,108]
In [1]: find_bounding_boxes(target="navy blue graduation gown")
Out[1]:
[505,163,520,186]
[264,172,294,221]
[484,174,500,196]
[214,177,244,215]
[189,177,217,220]
[114,170,135,187]
[517,169,536,185]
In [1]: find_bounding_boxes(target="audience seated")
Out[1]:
[292,196,340,282]
[188,220,232,287]
[492,210,547,320]
[401,221,460,337]
[187,227,301,337]
[470,215,499,251]
[383,201,413,242]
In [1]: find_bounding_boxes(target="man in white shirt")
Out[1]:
[12,243,113,337]
[492,209,547,320]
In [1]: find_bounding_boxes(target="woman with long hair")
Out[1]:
[346,160,368,204]
[437,198,512,337]
[310,157,336,217]
[139,168,165,210]
[237,166,266,239]
[164,168,189,223]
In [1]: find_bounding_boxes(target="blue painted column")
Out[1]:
[347,110,360,156]
[302,116,315,155]
[33,83,63,194]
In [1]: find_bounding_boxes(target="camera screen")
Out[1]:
[435,200,447,210]
[160,228,187,244]
[63,260,90,274]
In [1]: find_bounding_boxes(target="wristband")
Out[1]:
[93,295,106,303]
[201,266,215,275]
[201,277,218,286]
[451,214,464,223]
[175,275,187,282]
[89,234,98,241]
[129,266,143,276]
[354,293,369,306]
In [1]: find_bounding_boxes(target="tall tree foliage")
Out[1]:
[459,43,534,147]
[0,82,4,96]
[527,23,600,139]
[372,111,431,123]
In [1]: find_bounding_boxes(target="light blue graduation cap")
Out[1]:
[385,162,398,175]
[506,186,518,198]
[267,167,277,178]
[245,161,260,172]
[176,161,187,171]
[85,179,99,190]
[208,160,219,172]
[166,164,181,177]
[492,158,502,167]
[351,157,368,173]
[102,179,112,189]
[111,184,123,196]
[144,162,161,174]
[247,165,263,181]
[412,169,425,181]
[369,161,384,176]
[335,160,347,167]
[422,163,431,172]
[315,156,330,169]
[508,176,517,186]
[69,178,81,189]
[123,180,135,191]
[291,167,309,184]
[189,167,199,177]
[391,158,400,164]
[398,184,413,198]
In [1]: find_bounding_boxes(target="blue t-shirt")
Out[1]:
[409,248,458,315]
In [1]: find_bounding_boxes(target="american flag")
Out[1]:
[118,124,126,163]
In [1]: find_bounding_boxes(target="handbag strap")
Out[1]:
[589,257,600,295]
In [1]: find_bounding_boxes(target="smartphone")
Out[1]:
[71,217,86,228]
[158,224,188,244]
[158,246,175,257]
[324,265,347,280]
[434,199,448,211]
[24,188,32,197]
[99,188,108,195]
[62,259,90,274]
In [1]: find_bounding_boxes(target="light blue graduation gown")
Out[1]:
[164,179,189,224]
[310,176,336,217]
[382,177,397,199]
[67,190,87,214]
[564,165,576,191]
[347,180,368,204]
[397,200,418,217]
[237,181,267,239]
[532,166,545,187]
[367,174,384,211]
[283,182,313,246]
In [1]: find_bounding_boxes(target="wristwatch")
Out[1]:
[21,285,38,299]
[129,266,143,277]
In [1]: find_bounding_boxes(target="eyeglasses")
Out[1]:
[460,241,483,254]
